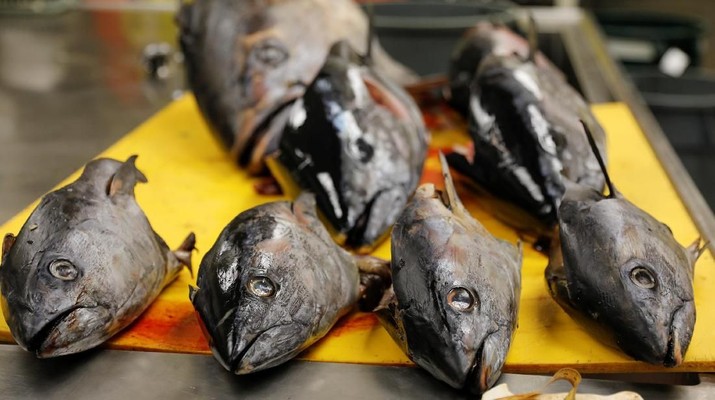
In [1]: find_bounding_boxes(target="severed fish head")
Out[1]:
[553,185,704,366]
[177,0,417,174]
[178,0,333,172]
[0,157,161,357]
[267,40,427,252]
[191,193,359,374]
[379,153,521,393]
[547,124,706,366]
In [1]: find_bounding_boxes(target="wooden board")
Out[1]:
[0,96,713,374]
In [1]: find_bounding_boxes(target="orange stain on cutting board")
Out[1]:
[108,299,210,354]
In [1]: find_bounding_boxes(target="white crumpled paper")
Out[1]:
[481,368,644,400]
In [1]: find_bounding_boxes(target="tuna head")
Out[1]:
[556,187,703,366]
[191,193,359,374]
[547,124,706,366]
[268,40,428,252]
[0,157,167,357]
[177,0,332,171]
[379,154,521,393]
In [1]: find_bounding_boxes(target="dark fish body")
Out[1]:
[447,24,606,227]
[0,157,193,358]
[377,154,521,394]
[177,0,417,174]
[191,193,361,374]
[546,128,705,366]
[267,41,428,252]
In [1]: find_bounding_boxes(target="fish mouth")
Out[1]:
[663,301,695,367]
[24,305,106,358]
[205,321,279,375]
[224,326,291,375]
[25,306,82,354]
[466,333,503,394]
[229,328,267,374]
[233,90,304,169]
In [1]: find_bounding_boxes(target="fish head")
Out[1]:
[0,157,159,357]
[192,195,344,374]
[178,0,333,165]
[390,157,521,393]
[0,210,140,357]
[559,193,698,366]
[271,40,427,252]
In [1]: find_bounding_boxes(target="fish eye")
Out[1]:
[447,287,476,312]
[49,260,78,281]
[630,266,656,289]
[253,40,288,67]
[247,276,276,298]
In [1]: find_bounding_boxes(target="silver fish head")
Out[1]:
[191,194,358,374]
[558,190,700,366]
[0,158,155,357]
[0,241,114,358]
[178,0,336,170]
[386,154,521,393]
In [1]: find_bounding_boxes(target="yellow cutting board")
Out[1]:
[0,96,712,374]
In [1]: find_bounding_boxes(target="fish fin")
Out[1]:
[686,237,709,266]
[2,233,16,262]
[356,256,392,311]
[107,155,148,197]
[580,121,617,198]
[438,151,468,216]
[173,232,197,277]
[188,285,198,303]
[373,286,409,355]
[526,12,539,63]
[545,227,569,299]
[515,240,524,267]
[292,192,319,221]
[356,255,391,279]
[364,2,375,64]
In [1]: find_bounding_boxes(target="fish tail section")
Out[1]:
[107,155,148,198]
[173,232,197,277]
[356,255,392,312]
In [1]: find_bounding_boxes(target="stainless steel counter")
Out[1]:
[0,4,714,399]
[0,7,182,221]
[1,345,713,399]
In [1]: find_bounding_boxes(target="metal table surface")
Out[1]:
[0,4,714,399]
